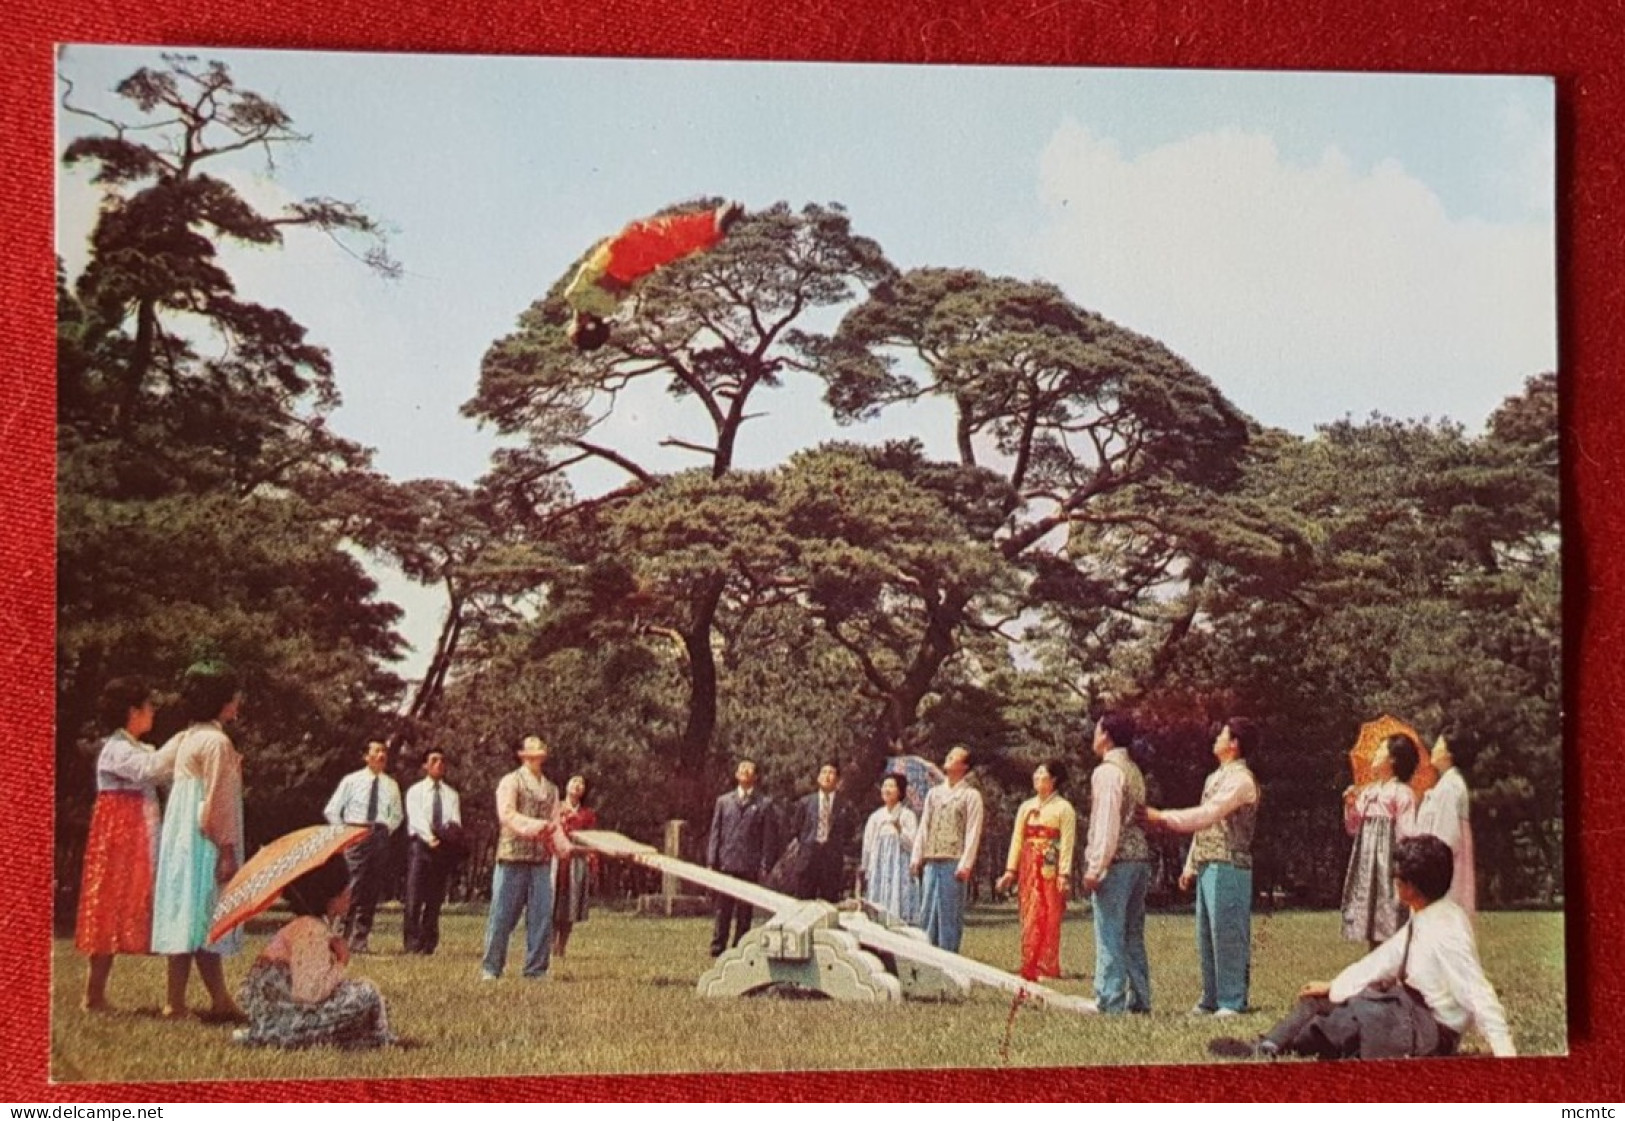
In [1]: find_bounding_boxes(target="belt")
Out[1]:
[1195,851,1252,866]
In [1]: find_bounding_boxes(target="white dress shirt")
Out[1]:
[324,767,404,833]
[1328,898,1515,1056]
[405,777,462,843]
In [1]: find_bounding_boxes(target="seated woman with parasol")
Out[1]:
[233,851,395,1049]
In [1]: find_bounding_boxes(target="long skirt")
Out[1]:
[75,792,157,956]
[1341,817,1404,942]
[863,833,918,925]
[554,855,591,926]
[1017,824,1064,981]
[236,961,393,1049]
[150,774,242,956]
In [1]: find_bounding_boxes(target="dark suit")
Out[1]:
[790,790,858,903]
[707,788,778,955]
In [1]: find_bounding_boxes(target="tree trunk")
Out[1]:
[677,576,726,771]
[405,589,464,725]
[118,298,158,437]
[856,589,968,780]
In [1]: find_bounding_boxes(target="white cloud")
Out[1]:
[1026,121,1555,433]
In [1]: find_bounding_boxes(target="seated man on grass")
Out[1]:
[1210,834,1515,1060]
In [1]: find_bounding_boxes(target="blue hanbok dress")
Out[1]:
[151,723,245,957]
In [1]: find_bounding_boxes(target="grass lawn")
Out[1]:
[49,905,1565,1083]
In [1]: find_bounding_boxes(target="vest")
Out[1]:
[1105,751,1152,863]
[920,784,978,861]
[496,767,558,864]
[1189,762,1258,869]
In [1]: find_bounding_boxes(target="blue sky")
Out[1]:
[56,47,1556,675]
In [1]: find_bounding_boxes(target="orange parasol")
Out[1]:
[1348,715,1437,798]
[208,824,369,943]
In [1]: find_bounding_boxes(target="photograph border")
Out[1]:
[9,0,1620,1102]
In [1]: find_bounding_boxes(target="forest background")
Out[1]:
[52,50,1560,917]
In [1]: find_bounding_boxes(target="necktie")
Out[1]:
[431,782,443,831]
[366,774,379,823]
[817,794,831,843]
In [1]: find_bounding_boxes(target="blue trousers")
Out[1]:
[1092,860,1152,1013]
[918,861,966,953]
[482,859,554,978]
[1194,862,1252,1012]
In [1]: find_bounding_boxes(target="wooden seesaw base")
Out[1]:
[571,829,1095,1012]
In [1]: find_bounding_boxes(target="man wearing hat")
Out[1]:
[403,748,463,955]
[481,736,569,980]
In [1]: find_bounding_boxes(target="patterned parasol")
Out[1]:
[1348,714,1438,798]
[884,754,947,818]
[208,823,369,943]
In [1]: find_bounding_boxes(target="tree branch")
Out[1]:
[567,439,654,484]
[661,437,719,458]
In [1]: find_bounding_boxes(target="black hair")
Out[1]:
[880,772,908,797]
[1437,729,1478,771]
[1097,711,1136,750]
[1385,734,1420,784]
[1039,758,1069,788]
[98,677,153,730]
[282,854,352,917]
[422,748,449,768]
[178,662,241,725]
[1223,717,1258,753]
[566,773,590,805]
[1393,835,1454,903]
[818,760,840,775]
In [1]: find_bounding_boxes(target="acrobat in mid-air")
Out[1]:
[564,199,745,351]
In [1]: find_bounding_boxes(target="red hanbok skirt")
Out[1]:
[75,792,156,956]
[1017,822,1064,982]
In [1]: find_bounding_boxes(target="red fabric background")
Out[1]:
[4,0,1619,1102]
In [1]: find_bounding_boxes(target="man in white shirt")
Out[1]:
[323,739,403,953]
[402,747,462,955]
[1220,834,1515,1059]
[910,746,985,953]
[1083,712,1153,1013]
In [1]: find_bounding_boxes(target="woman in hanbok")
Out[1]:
[859,774,919,924]
[75,677,178,1011]
[552,774,598,959]
[1340,734,1420,948]
[996,761,1077,982]
[150,662,248,1022]
[1418,734,1476,920]
[236,854,394,1049]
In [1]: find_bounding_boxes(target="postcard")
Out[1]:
[52,45,1559,1082]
